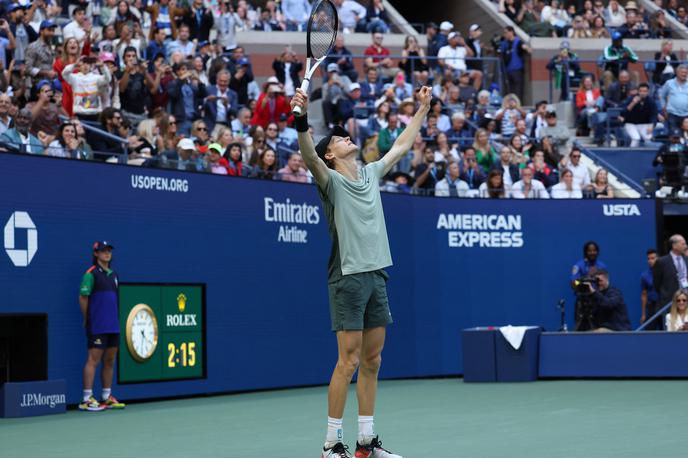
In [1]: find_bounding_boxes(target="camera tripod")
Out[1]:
[574,297,596,331]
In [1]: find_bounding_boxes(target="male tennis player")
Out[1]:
[291,85,431,458]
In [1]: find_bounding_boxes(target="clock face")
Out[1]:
[126,304,158,362]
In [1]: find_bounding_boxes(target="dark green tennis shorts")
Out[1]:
[328,270,393,332]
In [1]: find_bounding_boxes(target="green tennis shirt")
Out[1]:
[317,160,392,280]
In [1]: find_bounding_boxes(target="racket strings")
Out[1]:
[309,2,337,58]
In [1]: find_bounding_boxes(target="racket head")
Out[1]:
[306,0,338,60]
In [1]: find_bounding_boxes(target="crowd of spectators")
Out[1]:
[498,0,674,39]
[0,0,646,199]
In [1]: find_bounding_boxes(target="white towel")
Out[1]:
[499,326,539,350]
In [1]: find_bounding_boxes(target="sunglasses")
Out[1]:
[169,121,177,125]
[678,298,688,302]
[196,127,208,131]
[571,155,581,158]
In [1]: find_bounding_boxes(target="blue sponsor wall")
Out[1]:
[0,154,657,403]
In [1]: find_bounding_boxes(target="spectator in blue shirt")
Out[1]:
[365,0,390,33]
[325,34,358,82]
[446,112,473,149]
[499,26,530,102]
[658,64,688,131]
[145,27,167,71]
[459,147,486,190]
[282,0,311,32]
[168,61,205,136]
[167,24,196,60]
[0,19,16,71]
[641,249,660,329]
[425,22,441,64]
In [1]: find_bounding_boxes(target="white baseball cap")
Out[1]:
[448,32,459,40]
[440,21,454,32]
[469,24,481,33]
[348,82,361,92]
[327,63,339,72]
[177,138,196,150]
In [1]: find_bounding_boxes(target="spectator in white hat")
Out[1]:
[438,32,482,89]
[175,137,204,171]
[323,63,352,128]
[466,24,484,75]
[436,20,453,52]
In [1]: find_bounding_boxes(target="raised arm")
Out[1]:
[382,86,431,175]
[290,88,330,187]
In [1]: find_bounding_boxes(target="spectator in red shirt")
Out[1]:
[226,142,252,176]
[364,32,396,80]
[251,82,290,129]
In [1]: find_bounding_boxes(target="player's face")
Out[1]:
[327,136,357,161]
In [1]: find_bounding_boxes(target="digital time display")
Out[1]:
[168,342,197,368]
[118,284,206,383]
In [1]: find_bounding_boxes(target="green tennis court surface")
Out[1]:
[1,379,683,457]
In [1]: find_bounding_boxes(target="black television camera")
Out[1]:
[660,143,686,195]
[574,275,598,331]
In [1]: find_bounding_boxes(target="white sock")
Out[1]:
[325,417,343,448]
[82,389,93,402]
[102,388,111,401]
[358,416,375,444]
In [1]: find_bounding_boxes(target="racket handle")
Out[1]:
[293,79,311,116]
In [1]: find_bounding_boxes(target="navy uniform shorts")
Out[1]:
[327,270,393,332]
[86,332,120,349]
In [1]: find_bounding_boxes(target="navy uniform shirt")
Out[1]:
[80,265,120,335]
[640,268,658,303]
[571,259,608,281]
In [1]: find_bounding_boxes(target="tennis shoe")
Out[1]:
[355,436,402,458]
[102,395,126,409]
[322,442,351,458]
[78,396,106,412]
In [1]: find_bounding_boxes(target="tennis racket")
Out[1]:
[293,0,338,115]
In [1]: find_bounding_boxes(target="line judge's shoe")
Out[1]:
[355,436,403,458]
[102,395,126,409]
[78,396,106,412]
[322,442,351,458]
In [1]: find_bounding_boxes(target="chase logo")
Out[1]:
[602,204,641,216]
[4,211,38,267]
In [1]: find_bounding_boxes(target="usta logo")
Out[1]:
[602,204,641,216]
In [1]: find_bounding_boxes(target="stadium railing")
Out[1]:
[547,57,671,103]
[57,115,129,163]
[636,301,672,331]
[322,54,505,93]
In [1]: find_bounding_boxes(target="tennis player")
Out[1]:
[291,86,431,458]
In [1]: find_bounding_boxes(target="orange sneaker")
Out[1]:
[102,395,126,409]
